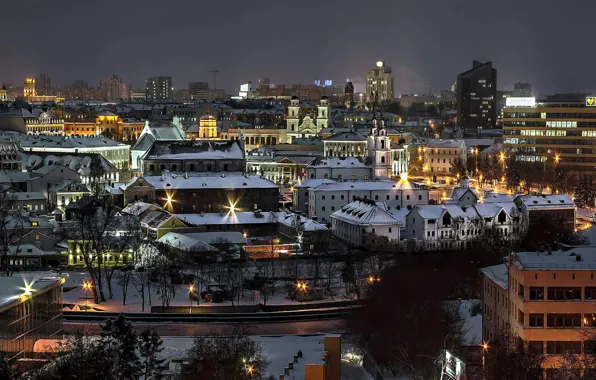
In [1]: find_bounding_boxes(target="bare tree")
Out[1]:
[0,193,23,276]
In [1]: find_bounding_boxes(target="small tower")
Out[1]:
[368,117,392,179]
[286,96,301,143]
[199,114,218,139]
[317,96,330,131]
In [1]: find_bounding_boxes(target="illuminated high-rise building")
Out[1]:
[366,61,394,103]
[36,73,52,96]
[188,81,209,99]
[456,60,497,130]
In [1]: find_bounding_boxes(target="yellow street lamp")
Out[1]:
[188,283,194,314]
[82,281,92,311]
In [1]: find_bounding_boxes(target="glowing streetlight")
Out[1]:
[188,283,194,314]
[399,172,408,182]
[82,281,92,311]
[554,154,560,164]
[296,281,308,292]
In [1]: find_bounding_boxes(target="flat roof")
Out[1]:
[514,248,596,270]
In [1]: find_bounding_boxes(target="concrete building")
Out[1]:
[502,95,596,183]
[131,118,185,170]
[425,139,467,176]
[188,82,209,99]
[405,202,521,250]
[481,247,596,372]
[366,61,394,102]
[99,74,129,100]
[307,179,428,223]
[145,76,173,101]
[140,140,245,176]
[330,199,402,247]
[0,275,63,360]
[9,134,130,169]
[307,157,372,181]
[141,172,279,213]
[514,194,576,229]
[456,61,497,129]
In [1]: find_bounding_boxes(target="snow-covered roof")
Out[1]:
[158,233,218,252]
[514,248,596,270]
[516,194,575,209]
[312,180,424,192]
[480,264,508,289]
[9,244,52,257]
[9,134,126,149]
[463,139,495,148]
[426,139,466,149]
[294,178,336,188]
[323,131,367,142]
[483,192,517,203]
[0,274,63,312]
[143,140,244,161]
[176,211,286,226]
[412,204,470,220]
[9,192,46,201]
[451,186,478,201]
[308,157,368,169]
[278,214,329,231]
[144,173,279,190]
[473,202,516,218]
[331,200,403,226]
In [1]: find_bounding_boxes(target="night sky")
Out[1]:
[1,0,594,95]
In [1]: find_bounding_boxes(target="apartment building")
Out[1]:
[425,139,467,175]
[481,247,596,371]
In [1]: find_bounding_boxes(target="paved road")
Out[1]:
[64,319,345,336]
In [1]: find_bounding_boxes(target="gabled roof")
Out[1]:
[331,200,402,226]
[323,131,367,142]
[158,232,218,252]
[278,214,329,231]
[49,179,89,193]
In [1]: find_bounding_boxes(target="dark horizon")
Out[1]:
[2,0,595,96]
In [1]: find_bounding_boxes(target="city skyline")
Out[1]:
[2,0,596,96]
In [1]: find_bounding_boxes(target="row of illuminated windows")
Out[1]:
[520,286,596,301]
[520,129,567,136]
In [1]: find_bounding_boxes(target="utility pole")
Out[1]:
[207,68,220,91]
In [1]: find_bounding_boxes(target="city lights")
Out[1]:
[399,172,408,182]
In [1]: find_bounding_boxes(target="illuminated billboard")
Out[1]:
[586,97,596,107]
[505,97,536,107]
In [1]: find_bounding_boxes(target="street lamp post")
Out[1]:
[82,281,92,312]
[188,283,194,314]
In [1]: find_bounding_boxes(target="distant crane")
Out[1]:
[207,68,220,91]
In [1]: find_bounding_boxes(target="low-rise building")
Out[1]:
[140,140,245,176]
[425,139,467,176]
[277,213,330,253]
[48,180,90,210]
[0,275,63,360]
[130,118,185,170]
[514,194,576,229]
[292,178,336,214]
[481,247,596,372]
[330,199,402,247]
[308,179,429,223]
[307,157,372,181]
[7,134,130,169]
[0,166,80,198]
[142,172,279,213]
[405,202,522,250]
[176,211,285,237]
[9,191,47,213]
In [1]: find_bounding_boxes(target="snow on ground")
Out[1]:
[59,271,352,313]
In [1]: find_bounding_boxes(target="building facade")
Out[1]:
[145,76,173,101]
[366,61,394,102]
[481,248,596,373]
[425,139,467,176]
[502,97,596,183]
[456,60,497,130]
[0,276,63,360]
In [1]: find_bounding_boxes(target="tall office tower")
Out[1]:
[366,61,394,103]
[145,76,173,102]
[188,82,209,99]
[456,60,497,129]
